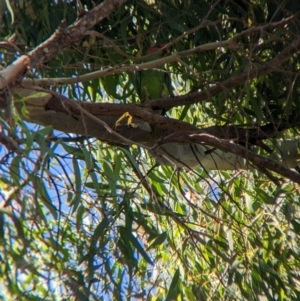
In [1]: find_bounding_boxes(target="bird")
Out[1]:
[115,44,172,128]
[139,43,172,110]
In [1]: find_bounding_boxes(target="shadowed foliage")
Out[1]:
[1,0,300,300]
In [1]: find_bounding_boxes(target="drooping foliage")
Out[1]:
[1,0,300,300]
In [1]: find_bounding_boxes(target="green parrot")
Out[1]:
[115,44,171,128]
[139,44,172,113]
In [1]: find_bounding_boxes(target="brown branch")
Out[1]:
[27,0,128,66]
[11,88,300,180]
[0,132,20,153]
[22,39,231,87]
[44,94,288,143]
[35,35,298,116]
[21,12,300,87]
[164,132,300,184]
[0,0,128,89]
[149,39,300,111]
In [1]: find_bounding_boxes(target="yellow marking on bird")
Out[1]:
[114,112,138,128]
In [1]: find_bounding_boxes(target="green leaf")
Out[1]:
[0,212,4,240]
[149,232,167,249]
[76,205,85,232]
[128,232,153,265]
[71,156,82,213]
[82,146,102,196]
[256,189,274,205]
[92,218,110,243]
[10,157,21,185]
[36,178,57,219]
[61,143,85,160]
[101,75,122,99]
[292,220,300,234]
[166,268,181,301]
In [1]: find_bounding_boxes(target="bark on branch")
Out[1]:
[149,39,300,111]
[43,94,288,144]
[165,131,300,184]
[0,0,128,89]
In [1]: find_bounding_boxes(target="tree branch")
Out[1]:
[164,131,300,184]
[12,88,300,174]
[149,39,300,111]
[21,13,300,87]
[0,0,128,89]
[43,94,289,143]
